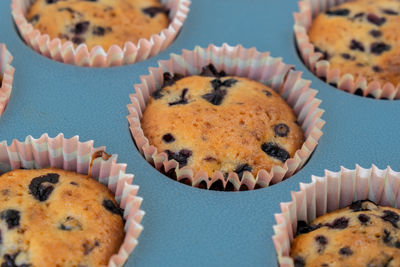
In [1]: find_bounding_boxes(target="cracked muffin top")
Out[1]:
[141,65,305,182]
[26,0,170,51]
[0,168,124,267]
[309,0,400,86]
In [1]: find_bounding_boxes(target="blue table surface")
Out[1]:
[1,0,400,266]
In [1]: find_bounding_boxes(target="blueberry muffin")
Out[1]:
[26,0,170,51]
[291,200,400,267]
[141,65,305,181]
[309,0,400,86]
[0,168,124,266]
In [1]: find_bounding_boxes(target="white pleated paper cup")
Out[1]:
[0,133,144,267]
[273,164,400,267]
[0,44,15,116]
[127,43,325,191]
[11,0,191,67]
[294,0,400,100]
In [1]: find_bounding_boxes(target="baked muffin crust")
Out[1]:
[309,0,400,86]
[0,168,124,266]
[27,0,170,51]
[141,71,304,179]
[291,200,400,267]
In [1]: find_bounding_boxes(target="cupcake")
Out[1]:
[141,66,305,186]
[0,44,15,116]
[0,168,124,266]
[273,165,400,267]
[291,200,400,266]
[127,44,325,191]
[26,0,170,51]
[11,0,191,67]
[294,0,400,99]
[0,133,144,267]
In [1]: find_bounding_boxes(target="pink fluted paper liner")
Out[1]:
[294,0,400,99]
[272,164,400,266]
[11,0,191,67]
[0,133,144,267]
[0,44,15,116]
[127,43,325,191]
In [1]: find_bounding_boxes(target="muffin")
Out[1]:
[309,0,400,87]
[0,168,124,266]
[141,64,305,180]
[26,0,170,51]
[129,44,324,190]
[290,200,400,266]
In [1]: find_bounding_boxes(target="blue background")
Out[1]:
[1,0,399,266]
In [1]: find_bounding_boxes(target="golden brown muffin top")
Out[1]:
[309,0,400,86]
[141,72,304,180]
[291,200,400,267]
[27,0,170,51]
[0,168,124,267]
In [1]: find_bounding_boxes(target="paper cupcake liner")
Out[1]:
[0,44,15,116]
[0,133,144,267]
[294,0,400,100]
[272,164,400,266]
[127,43,325,191]
[11,0,191,67]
